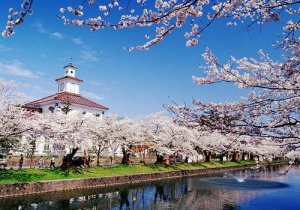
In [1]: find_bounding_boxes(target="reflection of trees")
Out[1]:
[119,188,130,210]
[223,203,241,210]
[130,188,146,209]
[57,199,70,209]
[154,184,166,202]
[0,179,257,209]
[0,166,295,209]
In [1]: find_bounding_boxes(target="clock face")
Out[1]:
[60,83,64,91]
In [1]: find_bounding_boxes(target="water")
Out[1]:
[0,164,299,210]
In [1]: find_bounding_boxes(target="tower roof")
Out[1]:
[63,63,76,69]
[55,75,83,82]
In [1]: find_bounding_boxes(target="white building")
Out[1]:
[25,63,108,117]
[23,63,109,156]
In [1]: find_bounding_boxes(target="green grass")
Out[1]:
[0,161,256,184]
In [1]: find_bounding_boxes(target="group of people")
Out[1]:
[17,154,98,169]
[18,154,56,169]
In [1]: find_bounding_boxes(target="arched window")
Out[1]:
[60,83,64,91]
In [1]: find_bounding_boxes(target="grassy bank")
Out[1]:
[0,161,256,184]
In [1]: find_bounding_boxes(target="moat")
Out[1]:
[0,164,299,210]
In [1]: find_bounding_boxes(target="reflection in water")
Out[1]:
[0,165,299,210]
[199,178,288,188]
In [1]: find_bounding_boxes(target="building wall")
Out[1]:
[40,102,105,120]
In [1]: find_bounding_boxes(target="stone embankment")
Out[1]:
[0,164,257,198]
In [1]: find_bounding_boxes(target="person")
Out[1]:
[18,154,23,170]
[255,156,259,164]
[50,155,56,169]
[87,155,91,167]
[38,156,44,169]
[92,156,96,166]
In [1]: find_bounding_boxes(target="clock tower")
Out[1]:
[55,63,83,94]
[24,61,108,116]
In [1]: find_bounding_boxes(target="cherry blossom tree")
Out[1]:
[191,131,232,162]
[241,137,285,162]
[165,38,300,154]
[139,112,198,163]
[46,112,91,168]
[286,150,300,165]
[2,0,33,37]
[193,131,287,163]
[188,130,247,162]
[105,114,140,165]
[172,48,297,138]
[87,114,116,165]
[2,0,300,163]
[87,113,140,165]
[0,79,36,149]
[17,113,47,168]
[3,1,299,50]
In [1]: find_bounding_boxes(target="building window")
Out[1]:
[60,83,64,91]
[48,106,55,113]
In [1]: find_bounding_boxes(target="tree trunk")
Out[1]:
[203,151,211,162]
[121,146,131,165]
[219,155,223,162]
[29,140,36,168]
[249,153,255,161]
[97,150,100,166]
[231,152,238,162]
[155,154,165,164]
[61,147,78,168]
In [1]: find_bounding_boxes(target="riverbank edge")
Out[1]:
[0,163,261,198]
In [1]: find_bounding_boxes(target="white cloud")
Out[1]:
[36,71,45,76]
[31,22,48,34]
[90,81,103,86]
[104,87,111,92]
[51,32,64,39]
[81,90,104,100]
[80,50,98,61]
[32,22,65,41]
[21,82,54,101]
[72,38,83,45]
[21,83,44,92]
[40,54,47,58]
[0,60,39,78]
[0,44,12,52]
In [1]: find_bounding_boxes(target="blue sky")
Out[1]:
[0,1,287,118]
